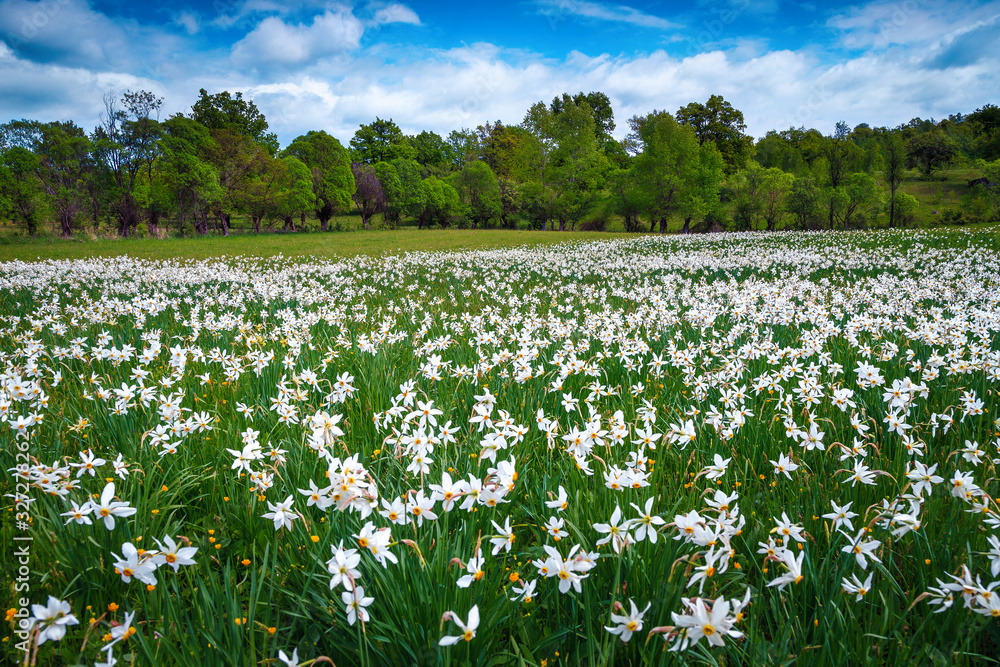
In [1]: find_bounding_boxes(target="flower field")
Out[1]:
[3,229,1000,666]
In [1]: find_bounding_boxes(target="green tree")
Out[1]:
[677,143,724,234]
[974,159,1000,221]
[236,152,288,233]
[190,89,279,155]
[516,103,558,230]
[906,130,958,177]
[889,191,918,227]
[759,167,794,231]
[451,160,501,228]
[374,161,404,227]
[605,166,645,232]
[817,124,862,229]
[830,171,884,229]
[407,131,449,171]
[350,118,413,165]
[475,121,521,178]
[283,131,354,231]
[445,129,480,170]
[275,156,315,232]
[676,94,753,175]
[496,177,520,229]
[391,158,427,223]
[0,145,43,235]
[881,132,907,227]
[203,130,265,235]
[91,90,164,236]
[546,96,609,231]
[158,116,221,235]
[967,104,1000,161]
[35,121,93,237]
[551,91,617,156]
[631,110,700,234]
[417,176,460,228]
[786,176,821,229]
[729,161,766,231]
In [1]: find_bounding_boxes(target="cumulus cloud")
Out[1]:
[0,0,997,151]
[231,8,365,66]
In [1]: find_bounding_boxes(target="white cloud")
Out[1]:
[372,4,421,26]
[1,0,997,151]
[827,0,1000,49]
[535,0,681,30]
[175,12,199,35]
[231,8,365,66]
[240,38,999,145]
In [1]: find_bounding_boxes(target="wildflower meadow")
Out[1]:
[2,229,1000,666]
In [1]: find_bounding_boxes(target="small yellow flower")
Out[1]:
[268,627,277,635]
[242,559,251,566]
[108,603,119,612]
[311,535,320,543]
[161,485,169,492]
[509,572,520,582]
[146,584,155,592]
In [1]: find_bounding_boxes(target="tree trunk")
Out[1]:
[91,196,101,233]
[283,215,292,232]
[888,190,896,228]
[253,215,261,234]
[149,210,160,237]
[682,216,691,234]
[113,195,140,237]
[559,217,565,232]
[59,211,73,238]
[659,217,668,234]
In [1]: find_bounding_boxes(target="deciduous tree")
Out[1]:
[283,131,354,231]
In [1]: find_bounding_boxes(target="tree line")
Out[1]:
[1,88,998,238]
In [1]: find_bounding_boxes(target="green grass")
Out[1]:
[0,228,634,262]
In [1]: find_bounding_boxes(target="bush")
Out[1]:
[940,209,966,225]
[961,187,992,223]
[891,192,919,227]
[578,214,607,232]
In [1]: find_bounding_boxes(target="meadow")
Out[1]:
[2,228,1000,666]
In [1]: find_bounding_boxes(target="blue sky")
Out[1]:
[1,0,998,147]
